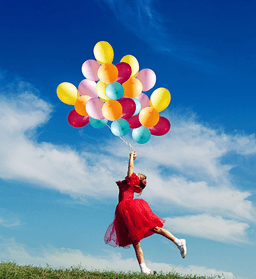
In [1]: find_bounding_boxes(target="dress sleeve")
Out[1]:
[116,180,123,187]
[125,173,140,187]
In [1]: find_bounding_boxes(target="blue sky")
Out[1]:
[0,0,256,278]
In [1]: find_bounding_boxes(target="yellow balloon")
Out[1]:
[96,80,110,102]
[93,41,114,64]
[74,95,91,116]
[98,63,118,84]
[139,107,159,128]
[150,88,171,112]
[120,55,139,77]
[123,77,142,98]
[57,82,80,105]
[102,100,122,121]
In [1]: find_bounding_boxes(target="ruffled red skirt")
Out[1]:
[104,198,165,248]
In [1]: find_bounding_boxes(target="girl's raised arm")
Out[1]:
[127,151,136,178]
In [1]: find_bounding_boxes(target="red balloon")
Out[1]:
[127,114,142,129]
[68,109,89,128]
[116,62,132,84]
[149,116,171,136]
[119,98,136,119]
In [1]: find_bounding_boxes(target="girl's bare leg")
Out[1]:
[133,242,151,274]
[152,226,176,241]
[152,226,187,259]
[133,242,144,264]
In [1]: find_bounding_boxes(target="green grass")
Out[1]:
[0,262,229,279]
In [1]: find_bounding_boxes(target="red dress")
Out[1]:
[104,173,165,248]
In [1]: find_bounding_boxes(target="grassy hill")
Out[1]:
[0,261,229,279]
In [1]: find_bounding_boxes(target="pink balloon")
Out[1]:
[149,116,171,136]
[81,60,100,81]
[137,93,150,109]
[86,97,104,120]
[136,69,156,91]
[127,114,142,129]
[68,109,89,128]
[119,98,136,119]
[115,62,132,84]
[78,79,98,98]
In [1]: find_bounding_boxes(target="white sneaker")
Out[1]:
[179,239,187,259]
[141,269,151,275]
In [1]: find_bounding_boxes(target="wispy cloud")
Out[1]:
[0,208,21,228]
[0,236,237,278]
[0,75,255,243]
[96,0,218,72]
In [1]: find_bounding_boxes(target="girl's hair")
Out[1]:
[139,174,147,190]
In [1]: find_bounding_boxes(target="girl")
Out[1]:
[104,151,187,274]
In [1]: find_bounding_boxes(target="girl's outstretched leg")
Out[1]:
[152,227,187,258]
[133,242,151,274]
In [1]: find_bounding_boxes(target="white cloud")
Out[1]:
[0,237,237,278]
[164,214,250,243]
[0,208,21,227]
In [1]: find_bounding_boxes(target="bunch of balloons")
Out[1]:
[57,41,171,144]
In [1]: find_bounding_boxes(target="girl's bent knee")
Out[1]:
[152,226,162,233]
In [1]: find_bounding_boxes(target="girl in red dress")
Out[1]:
[104,151,187,274]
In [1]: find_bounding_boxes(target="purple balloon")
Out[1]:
[116,62,132,84]
[137,93,150,109]
[127,114,142,129]
[149,116,171,136]
[78,79,98,98]
[119,98,136,119]
[81,59,100,81]
[68,109,89,128]
[86,97,104,120]
[136,68,156,91]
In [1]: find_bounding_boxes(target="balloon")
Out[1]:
[122,77,142,98]
[132,98,141,116]
[139,107,159,128]
[149,116,171,136]
[102,100,122,121]
[78,79,97,98]
[96,80,110,102]
[57,82,79,105]
[93,41,114,64]
[105,82,124,100]
[68,109,89,128]
[111,119,130,137]
[86,97,105,120]
[89,117,108,129]
[98,63,118,84]
[127,114,141,128]
[119,98,136,119]
[116,62,132,84]
[137,93,150,109]
[150,88,171,112]
[74,95,91,116]
[136,69,156,91]
[120,55,139,77]
[81,60,100,81]
[132,126,151,144]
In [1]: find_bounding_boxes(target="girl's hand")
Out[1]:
[131,151,137,160]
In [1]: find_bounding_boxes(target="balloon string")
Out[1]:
[106,124,135,152]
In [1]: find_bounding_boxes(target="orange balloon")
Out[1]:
[74,95,91,116]
[102,100,122,121]
[97,63,118,84]
[122,77,142,98]
[139,107,159,128]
